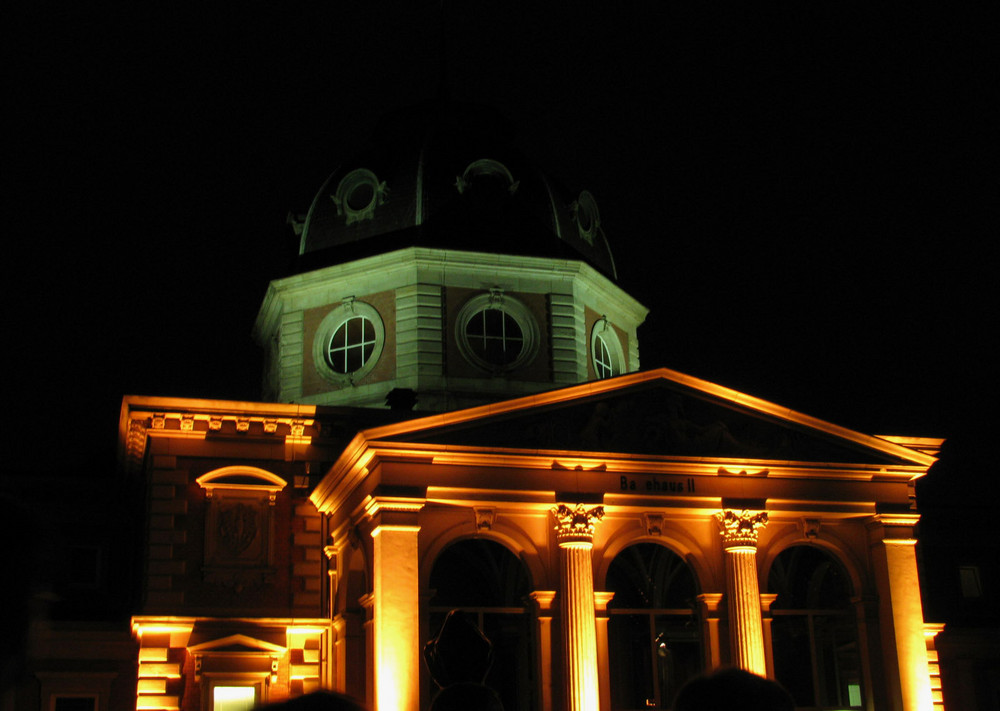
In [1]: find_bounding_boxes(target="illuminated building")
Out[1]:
[31,103,952,710]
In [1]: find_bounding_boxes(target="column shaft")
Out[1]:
[869,514,933,711]
[371,520,421,711]
[560,543,601,711]
[725,547,767,675]
[880,540,933,711]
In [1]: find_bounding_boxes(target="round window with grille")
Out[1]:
[455,292,538,374]
[313,300,385,385]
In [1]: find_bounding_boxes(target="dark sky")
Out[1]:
[7,4,993,508]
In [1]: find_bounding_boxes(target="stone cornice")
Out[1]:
[118,396,320,477]
[254,246,650,344]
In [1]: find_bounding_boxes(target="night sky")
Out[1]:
[7,4,993,518]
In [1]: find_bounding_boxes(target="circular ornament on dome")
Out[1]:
[573,191,601,245]
[313,299,385,385]
[330,169,388,225]
[455,291,538,374]
[454,159,519,196]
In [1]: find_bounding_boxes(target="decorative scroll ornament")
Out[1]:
[716,509,768,548]
[474,507,496,531]
[218,503,259,556]
[552,504,605,544]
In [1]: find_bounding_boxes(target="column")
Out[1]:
[593,592,615,711]
[868,513,933,711]
[368,499,423,711]
[528,591,557,711]
[696,593,724,670]
[553,503,604,711]
[759,593,779,678]
[716,508,769,676]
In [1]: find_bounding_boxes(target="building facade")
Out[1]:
[27,100,946,711]
[120,370,941,711]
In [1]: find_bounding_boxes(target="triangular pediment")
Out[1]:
[187,633,286,655]
[364,369,935,467]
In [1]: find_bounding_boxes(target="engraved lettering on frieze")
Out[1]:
[716,509,768,547]
[218,503,259,556]
[618,475,695,493]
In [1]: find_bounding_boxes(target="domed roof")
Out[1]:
[295,100,617,279]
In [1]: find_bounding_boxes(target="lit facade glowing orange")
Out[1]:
[117,367,942,711]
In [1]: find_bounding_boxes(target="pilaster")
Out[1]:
[549,292,586,383]
[367,498,423,711]
[868,513,933,711]
[759,593,779,679]
[593,591,615,711]
[529,591,558,711]
[697,593,724,670]
[395,283,443,381]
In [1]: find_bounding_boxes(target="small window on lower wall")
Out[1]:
[213,686,257,711]
[53,697,96,711]
[959,565,983,598]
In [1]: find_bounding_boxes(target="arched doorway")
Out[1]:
[606,543,702,710]
[428,538,533,711]
[767,545,863,709]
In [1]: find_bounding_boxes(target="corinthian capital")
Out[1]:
[553,503,605,545]
[716,509,768,548]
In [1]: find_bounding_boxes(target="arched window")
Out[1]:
[591,317,625,380]
[606,543,702,710]
[428,539,533,711]
[767,546,863,710]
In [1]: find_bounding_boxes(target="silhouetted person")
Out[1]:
[424,610,504,710]
[672,667,794,711]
